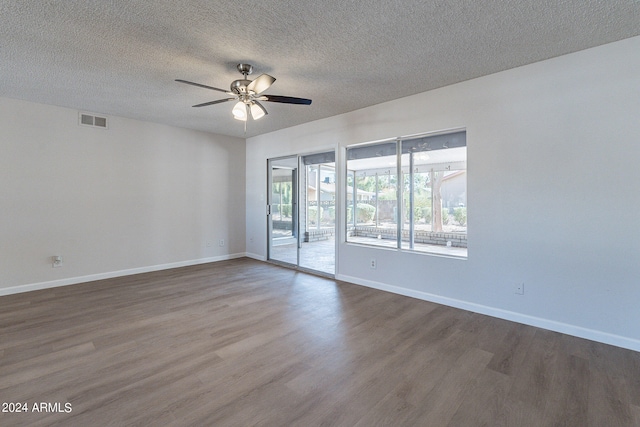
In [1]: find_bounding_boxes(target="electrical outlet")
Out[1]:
[52,255,63,268]
[219,239,225,247]
[370,258,376,269]
[515,283,524,295]
[206,242,212,247]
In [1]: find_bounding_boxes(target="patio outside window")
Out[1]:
[346,130,467,258]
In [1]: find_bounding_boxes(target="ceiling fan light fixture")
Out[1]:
[232,101,247,121]
[250,102,267,120]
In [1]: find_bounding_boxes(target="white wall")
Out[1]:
[1,98,246,293]
[246,36,640,351]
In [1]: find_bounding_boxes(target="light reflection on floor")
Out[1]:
[285,272,346,346]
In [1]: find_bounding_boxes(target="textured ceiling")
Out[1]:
[1,1,639,138]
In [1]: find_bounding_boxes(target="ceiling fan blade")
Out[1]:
[247,74,276,95]
[192,98,235,107]
[176,79,229,93]
[263,95,312,105]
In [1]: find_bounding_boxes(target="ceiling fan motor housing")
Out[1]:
[230,79,251,95]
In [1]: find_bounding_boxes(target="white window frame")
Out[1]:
[345,129,467,259]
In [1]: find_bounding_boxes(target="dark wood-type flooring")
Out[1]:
[1,258,639,426]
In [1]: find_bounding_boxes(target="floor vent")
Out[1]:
[79,113,108,129]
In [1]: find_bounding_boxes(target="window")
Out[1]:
[346,130,467,257]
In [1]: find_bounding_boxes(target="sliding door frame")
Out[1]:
[266,150,336,277]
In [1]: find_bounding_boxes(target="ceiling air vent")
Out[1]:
[79,113,108,129]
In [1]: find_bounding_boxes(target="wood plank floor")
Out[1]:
[1,258,639,426]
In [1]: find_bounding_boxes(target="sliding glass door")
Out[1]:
[267,157,298,266]
[267,151,335,275]
[299,152,335,274]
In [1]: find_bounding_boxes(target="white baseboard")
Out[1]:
[245,252,267,261]
[0,253,246,297]
[336,274,640,353]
